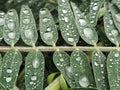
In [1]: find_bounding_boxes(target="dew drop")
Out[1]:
[62,0,65,2]
[66,66,72,73]
[24,30,33,39]
[42,18,49,23]
[76,57,81,61]
[60,58,64,62]
[40,10,46,15]
[23,8,29,14]
[6,69,12,73]
[6,77,12,82]
[33,58,39,68]
[109,20,113,24]
[8,22,15,30]
[8,32,16,39]
[8,11,14,16]
[0,18,4,26]
[115,14,120,22]
[114,53,119,57]
[100,64,104,67]
[79,19,87,26]
[79,76,89,87]
[83,28,93,38]
[30,81,34,85]
[43,32,53,41]
[62,10,67,13]
[46,28,51,31]
[68,38,74,42]
[31,76,37,81]
[111,30,118,36]
[93,6,98,11]
[64,17,69,22]
[94,62,99,66]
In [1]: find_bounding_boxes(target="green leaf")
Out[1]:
[110,4,120,33]
[103,8,120,45]
[20,5,38,46]
[3,9,19,46]
[0,49,22,89]
[59,74,69,90]
[0,11,5,42]
[53,50,76,87]
[107,50,120,90]
[47,72,60,84]
[70,50,96,88]
[71,2,98,45]
[58,0,79,45]
[25,50,44,90]
[89,0,104,26]
[92,50,109,90]
[39,8,58,46]
[70,87,98,90]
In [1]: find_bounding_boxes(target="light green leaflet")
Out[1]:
[89,0,104,26]
[103,9,120,45]
[70,50,96,88]
[71,2,98,45]
[110,4,120,33]
[0,49,22,90]
[25,50,44,90]
[3,9,19,46]
[58,0,79,45]
[53,50,76,87]
[92,51,109,90]
[39,8,58,46]
[20,5,38,46]
[107,50,120,90]
[0,11,5,42]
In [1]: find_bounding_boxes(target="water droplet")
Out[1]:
[40,10,46,15]
[100,64,104,67]
[8,32,16,39]
[111,30,118,36]
[114,53,119,57]
[6,69,12,73]
[43,32,53,41]
[42,18,49,23]
[93,6,98,11]
[62,10,67,13]
[46,28,51,31]
[23,18,30,24]
[8,11,14,16]
[33,58,39,68]
[64,17,69,22]
[0,18,4,25]
[94,62,98,66]
[24,30,33,38]
[83,28,93,38]
[66,66,72,73]
[97,78,100,81]
[8,22,15,30]
[62,0,65,2]
[30,81,34,85]
[79,19,87,26]
[6,77,12,82]
[79,76,89,87]
[23,8,29,14]
[109,20,113,24]
[68,38,74,42]
[31,76,37,81]
[115,14,120,22]
[60,58,64,62]
[76,57,81,61]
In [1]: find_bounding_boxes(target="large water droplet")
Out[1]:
[24,30,33,39]
[42,18,49,23]
[60,58,64,62]
[62,10,67,14]
[76,57,81,61]
[0,18,4,26]
[31,76,37,81]
[79,76,89,87]
[8,22,15,30]
[8,32,16,39]
[111,30,118,36]
[79,19,87,26]
[83,28,93,38]
[94,62,99,66]
[114,53,119,57]
[46,28,51,31]
[64,17,69,22]
[66,66,72,73]
[40,10,46,15]
[68,38,74,42]
[93,6,98,11]
[33,58,39,68]
[62,0,65,2]
[23,8,29,14]
[8,11,14,16]
[6,77,12,82]
[6,69,12,73]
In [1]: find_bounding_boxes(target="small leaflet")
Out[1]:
[110,4,120,33]
[89,0,104,26]
[0,49,22,89]
[25,50,44,90]
[70,50,96,88]
[71,2,98,45]
[103,8,120,45]
[0,11,5,42]
[92,50,109,90]
[58,0,79,45]
[3,9,19,46]
[107,50,120,90]
[53,50,76,87]
[20,5,38,46]
[39,8,58,46]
